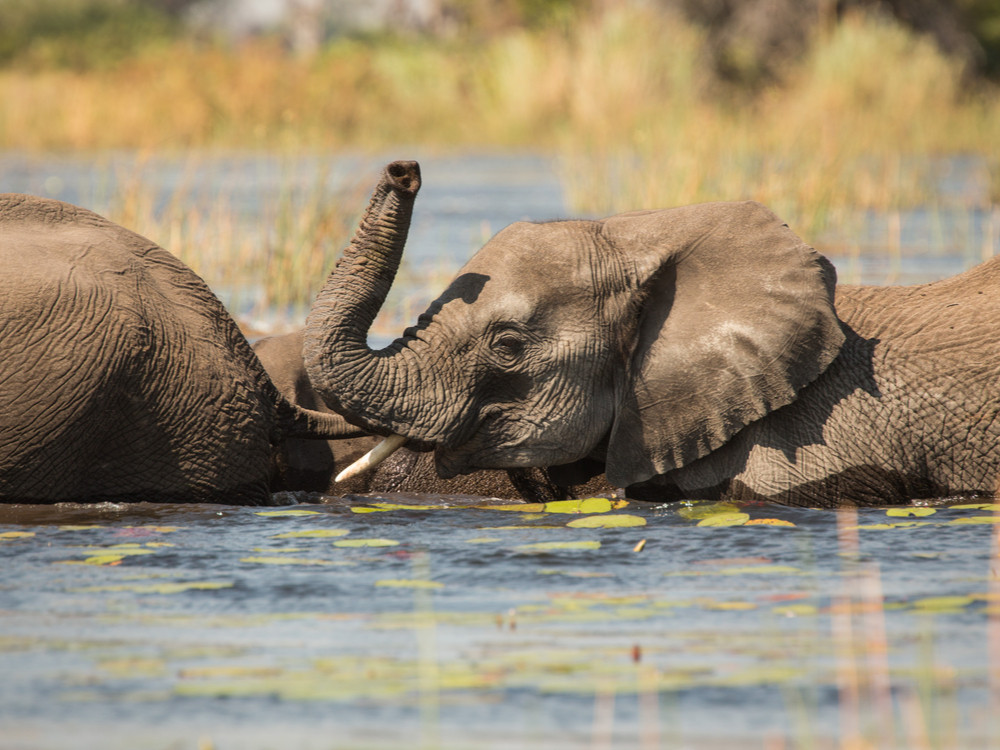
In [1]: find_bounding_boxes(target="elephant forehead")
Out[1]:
[462,221,605,292]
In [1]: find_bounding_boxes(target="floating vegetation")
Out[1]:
[565,514,646,528]
[4,496,1000,747]
[333,538,400,548]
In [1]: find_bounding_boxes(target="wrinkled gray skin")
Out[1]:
[304,161,1000,507]
[253,330,615,501]
[0,194,360,504]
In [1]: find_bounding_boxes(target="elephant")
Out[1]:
[253,329,616,501]
[0,193,362,505]
[301,160,1000,507]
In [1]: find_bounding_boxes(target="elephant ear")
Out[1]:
[602,201,844,489]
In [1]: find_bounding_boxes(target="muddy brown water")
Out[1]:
[2,152,999,748]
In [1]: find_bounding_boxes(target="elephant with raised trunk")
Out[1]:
[253,329,615,501]
[304,160,1000,507]
[0,194,360,504]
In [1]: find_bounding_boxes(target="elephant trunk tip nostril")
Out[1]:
[385,161,421,194]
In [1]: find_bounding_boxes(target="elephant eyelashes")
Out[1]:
[490,331,526,362]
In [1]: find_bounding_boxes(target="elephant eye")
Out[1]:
[493,332,525,358]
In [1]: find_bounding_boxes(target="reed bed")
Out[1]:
[91,156,367,330]
[1,6,997,305]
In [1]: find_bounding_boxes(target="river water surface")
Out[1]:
[1,151,999,749]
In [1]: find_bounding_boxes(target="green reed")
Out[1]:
[94,157,365,332]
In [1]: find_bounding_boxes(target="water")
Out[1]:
[2,497,999,749]
[1,151,999,748]
[3,150,996,331]
[0,150,569,343]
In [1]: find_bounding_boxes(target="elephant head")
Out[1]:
[304,161,844,490]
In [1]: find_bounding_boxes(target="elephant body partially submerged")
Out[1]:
[253,330,615,501]
[0,194,355,504]
[304,161,1000,506]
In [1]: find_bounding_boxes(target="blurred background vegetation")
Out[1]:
[1,0,998,316]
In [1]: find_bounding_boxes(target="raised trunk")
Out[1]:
[304,161,442,442]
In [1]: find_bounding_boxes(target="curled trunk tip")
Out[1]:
[386,161,421,195]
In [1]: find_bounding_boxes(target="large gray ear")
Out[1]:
[602,201,844,488]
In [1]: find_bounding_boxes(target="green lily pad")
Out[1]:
[886,507,937,517]
[255,510,320,517]
[911,595,974,612]
[58,543,162,566]
[696,512,750,527]
[854,521,933,530]
[566,514,647,528]
[0,531,34,539]
[480,503,546,512]
[352,503,450,513]
[71,581,234,594]
[271,529,350,539]
[773,603,818,617]
[240,556,342,566]
[677,502,739,520]
[947,516,1000,525]
[333,538,400,548]
[374,579,444,589]
[544,498,614,514]
[481,525,565,530]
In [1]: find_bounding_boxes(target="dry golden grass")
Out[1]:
[1,6,997,306]
[91,155,367,329]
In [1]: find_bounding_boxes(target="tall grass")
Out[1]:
[92,156,366,331]
[2,7,995,155]
[1,5,997,300]
[559,10,999,240]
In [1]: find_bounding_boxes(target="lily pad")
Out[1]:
[566,514,647,528]
[240,556,342,566]
[886,507,937,517]
[947,516,1000,525]
[773,603,818,617]
[514,541,601,552]
[0,531,34,539]
[271,529,350,539]
[853,521,932,530]
[333,538,400,548]
[696,512,750,527]
[352,503,449,513]
[544,498,614,514]
[744,518,796,527]
[703,601,757,611]
[72,581,234,594]
[480,503,546,512]
[374,579,444,589]
[677,502,739,520]
[911,595,974,612]
[255,510,320,517]
[58,543,162,566]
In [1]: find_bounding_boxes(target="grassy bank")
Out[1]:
[2,8,996,155]
[1,6,998,306]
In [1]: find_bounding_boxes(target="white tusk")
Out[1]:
[335,433,408,483]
